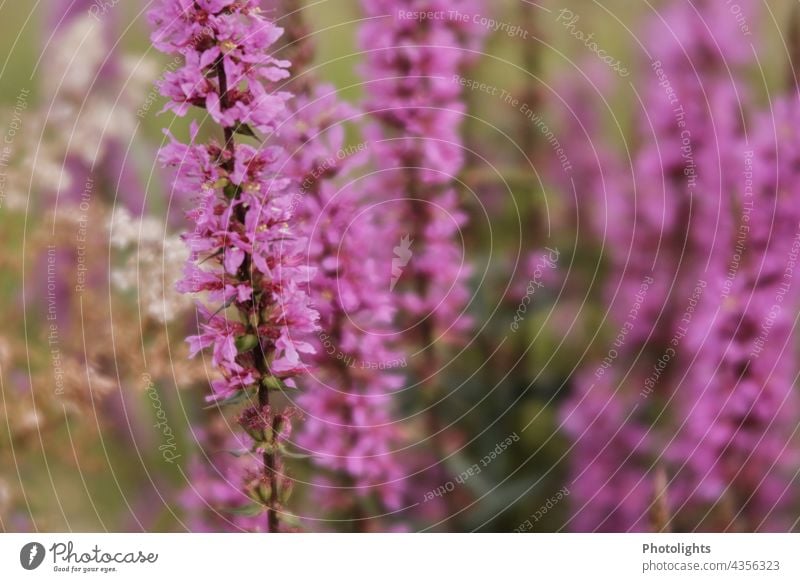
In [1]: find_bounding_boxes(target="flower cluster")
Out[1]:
[359,0,486,341]
[561,0,765,531]
[150,0,292,133]
[169,133,319,393]
[670,96,800,531]
[611,0,757,348]
[149,0,319,531]
[279,84,414,525]
[355,0,488,522]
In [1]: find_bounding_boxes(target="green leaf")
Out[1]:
[204,387,257,410]
[262,375,295,392]
[198,248,223,265]
[279,513,302,528]
[234,123,260,140]
[224,503,266,517]
[210,297,235,318]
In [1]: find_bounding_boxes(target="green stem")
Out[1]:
[216,58,280,533]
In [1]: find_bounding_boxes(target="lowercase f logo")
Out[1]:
[391,235,413,291]
[20,542,46,570]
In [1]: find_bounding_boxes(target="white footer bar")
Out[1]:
[1,533,798,581]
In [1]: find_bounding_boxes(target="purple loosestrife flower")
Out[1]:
[357,0,487,523]
[263,3,420,526]
[617,0,755,347]
[278,83,414,527]
[669,97,800,531]
[562,0,758,531]
[150,0,291,133]
[149,0,318,532]
[359,0,486,342]
[183,414,297,532]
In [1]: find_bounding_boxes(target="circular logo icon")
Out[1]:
[19,542,45,570]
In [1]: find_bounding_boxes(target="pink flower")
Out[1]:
[149,0,292,133]
[274,83,417,523]
[150,0,319,531]
[359,0,486,341]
